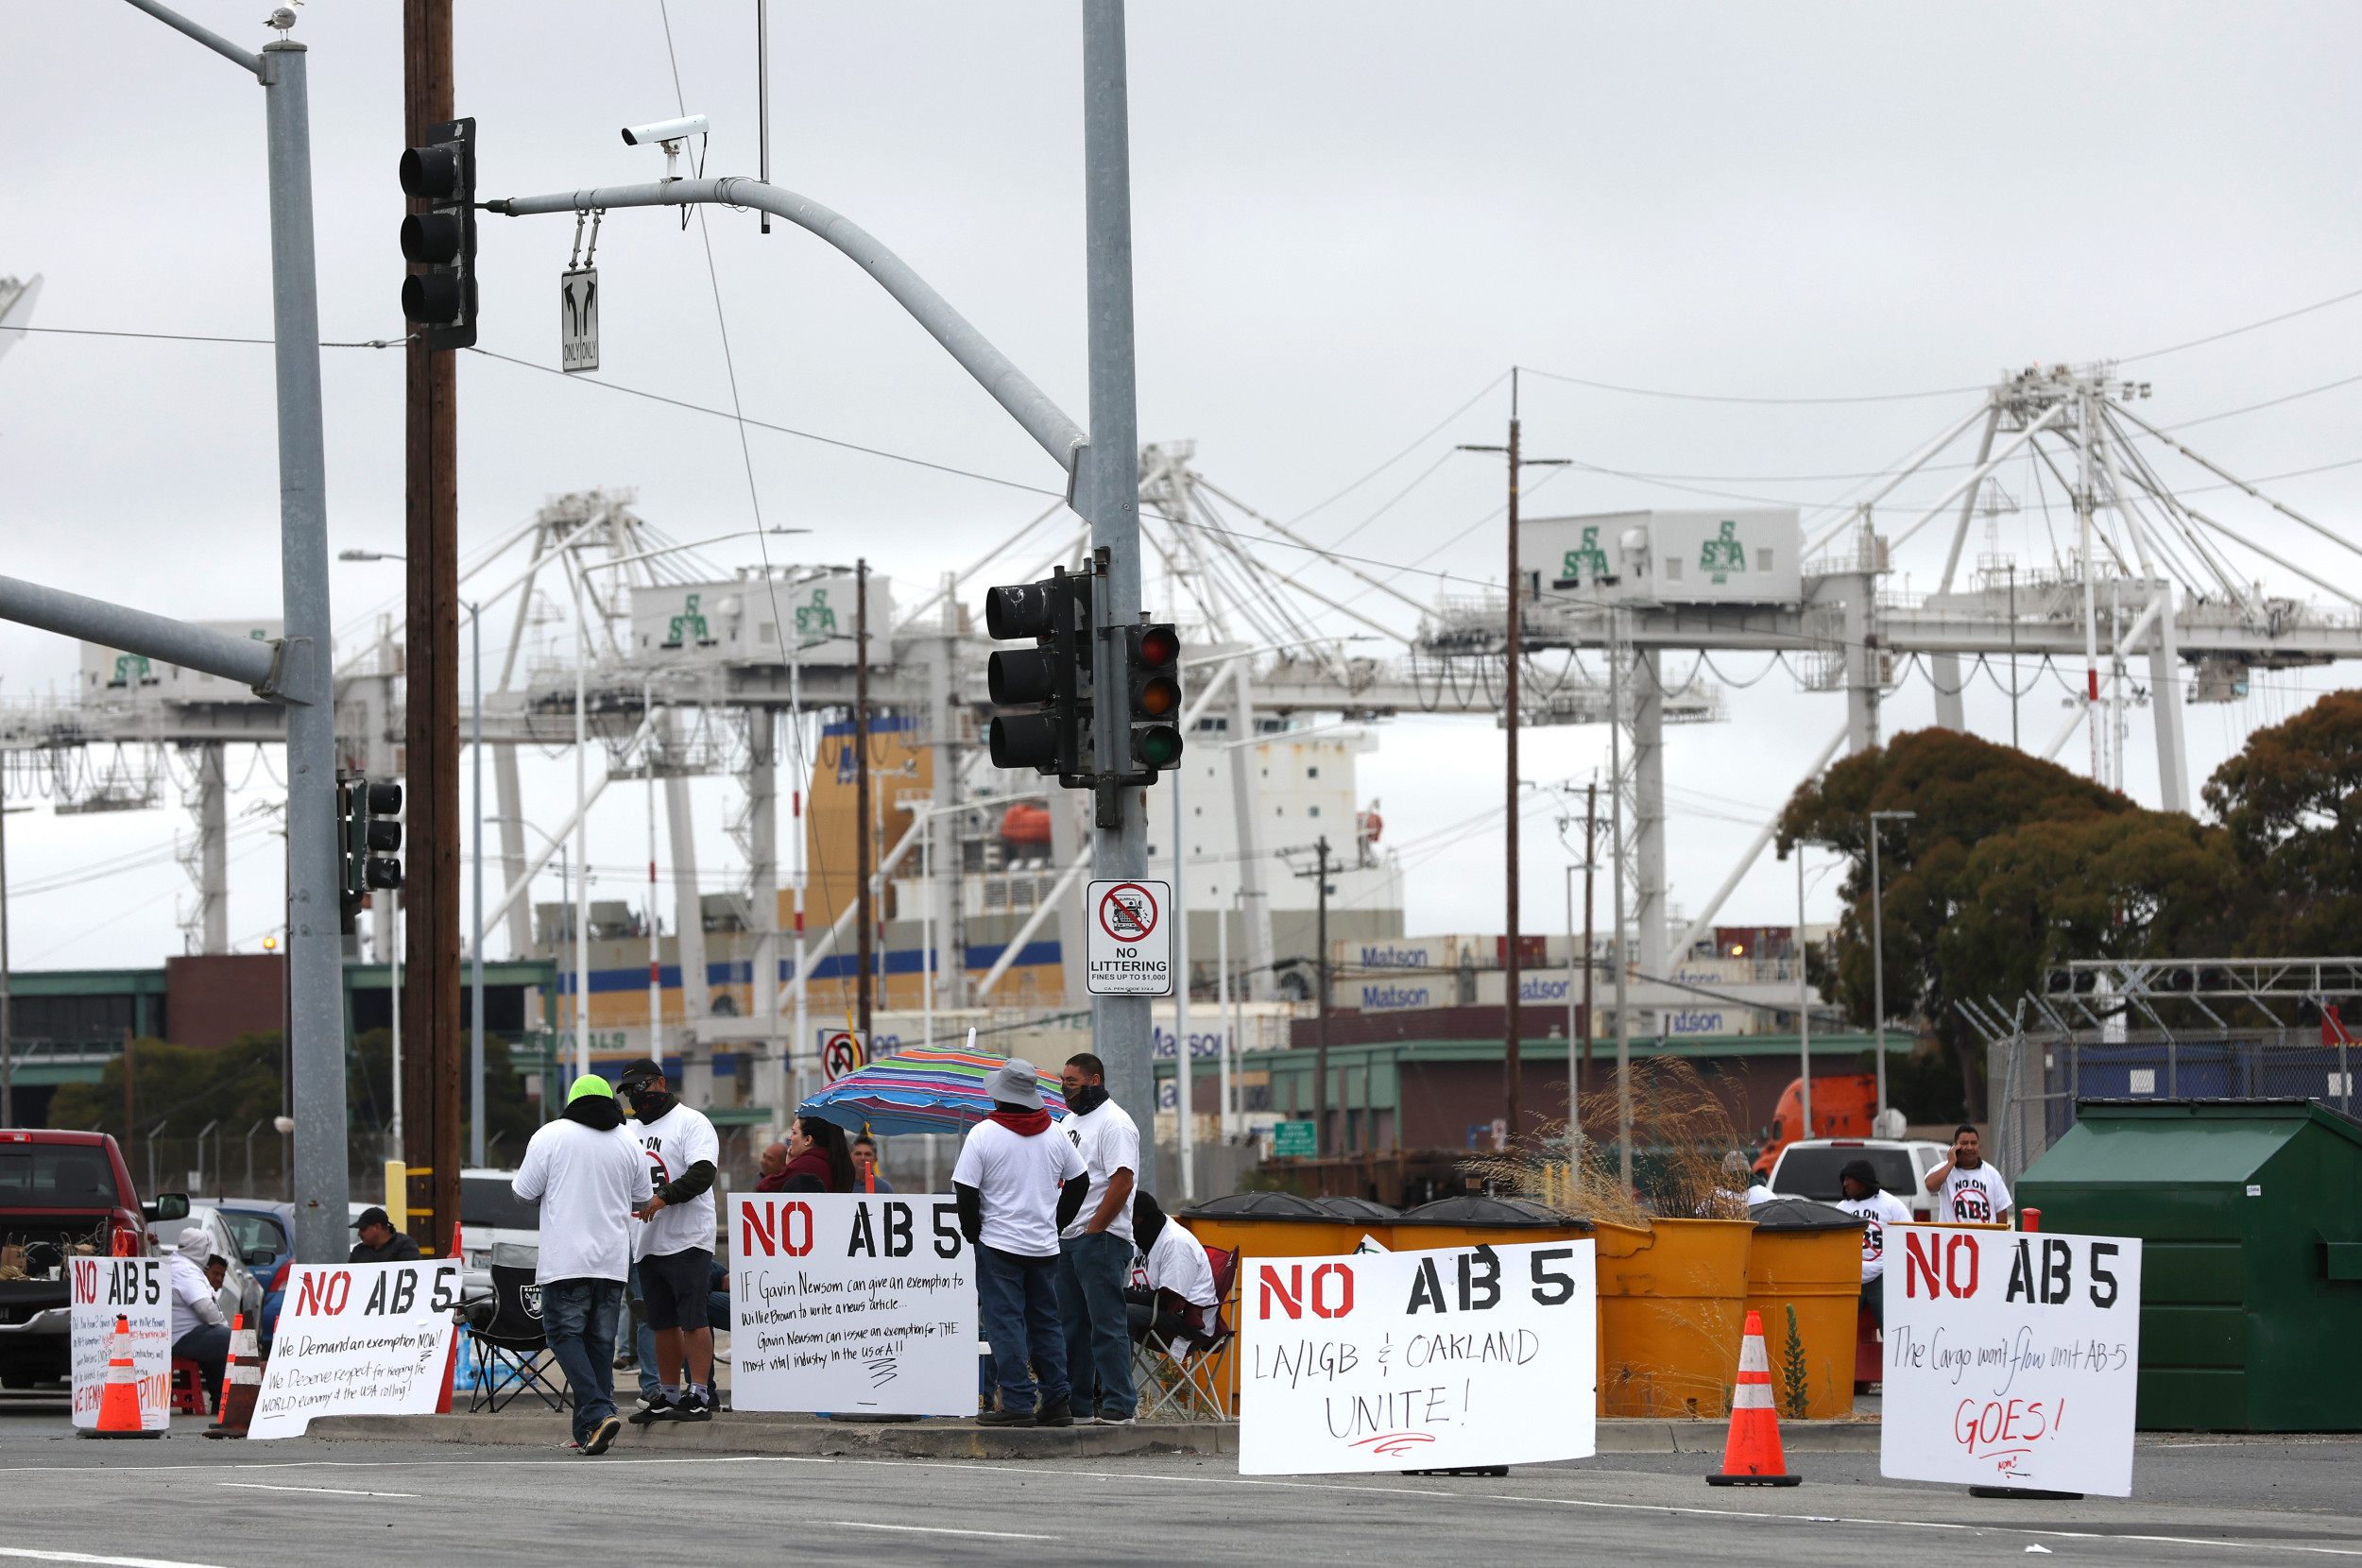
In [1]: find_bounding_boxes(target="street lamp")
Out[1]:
[1867,809,1917,1126]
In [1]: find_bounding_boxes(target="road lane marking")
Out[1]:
[0,1551,228,1568]
[818,1523,1059,1542]
[219,1482,420,1498]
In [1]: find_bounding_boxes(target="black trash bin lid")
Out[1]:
[1747,1197,1867,1232]
[1395,1195,1589,1229]
[1312,1196,1402,1222]
[1178,1191,1333,1222]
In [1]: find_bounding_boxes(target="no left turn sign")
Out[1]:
[1087,878,1172,997]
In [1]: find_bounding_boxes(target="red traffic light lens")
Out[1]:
[1138,626,1179,666]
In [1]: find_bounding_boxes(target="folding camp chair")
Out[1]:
[465,1248,566,1414]
[1130,1245,1238,1423]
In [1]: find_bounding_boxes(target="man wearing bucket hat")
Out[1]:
[951,1058,1091,1427]
[513,1074,653,1457]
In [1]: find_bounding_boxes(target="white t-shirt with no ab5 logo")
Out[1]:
[1935,1161,2011,1224]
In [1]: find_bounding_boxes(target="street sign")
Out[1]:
[1271,1119,1315,1158]
[559,266,598,373]
[820,1030,866,1082]
[1087,878,1171,996]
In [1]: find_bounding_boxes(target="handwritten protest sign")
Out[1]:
[1880,1226,2143,1496]
[729,1195,977,1417]
[70,1257,170,1431]
[1239,1240,1596,1475]
[246,1261,462,1440]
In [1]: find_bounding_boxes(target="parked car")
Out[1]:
[458,1167,539,1268]
[1766,1136,1949,1219]
[208,1199,295,1284]
[146,1206,266,1329]
[0,1130,184,1389]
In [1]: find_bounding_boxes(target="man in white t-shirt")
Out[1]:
[513,1073,653,1457]
[1925,1124,2011,1225]
[1130,1189,1220,1341]
[953,1058,1089,1428]
[1832,1158,1913,1328]
[1054,1050,1141,1425]
[614,1059,723,1425]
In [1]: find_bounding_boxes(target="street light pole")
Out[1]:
[1867,809,1917,1125]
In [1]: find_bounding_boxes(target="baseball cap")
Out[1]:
[356,1205,391,1231]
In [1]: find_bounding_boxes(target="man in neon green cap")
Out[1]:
[513,1073,653,1456]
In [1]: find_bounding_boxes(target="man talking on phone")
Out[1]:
[1924,1123,2011,1224]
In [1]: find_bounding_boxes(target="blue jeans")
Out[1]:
[173,1322,232,1405]
[1055,1231,1137,1419]
[976,1246,1067,1416]
[540,1278,625,1445]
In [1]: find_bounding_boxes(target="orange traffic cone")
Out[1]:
[1705,1309,1799,1487]
[86,1314,159,1440]
[205,1315,261,1439]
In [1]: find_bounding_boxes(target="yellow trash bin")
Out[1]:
[1595,1217,1757,1420]
[1387,1194,1592,1253]
[1178,1192,1370,1419]
[1742,1198,1867,1420]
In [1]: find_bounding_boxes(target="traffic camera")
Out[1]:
[399,117,477,349]
[338,775,404,936]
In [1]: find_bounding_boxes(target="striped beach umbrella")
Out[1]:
[795,1034,1070,1136]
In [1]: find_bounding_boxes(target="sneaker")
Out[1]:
[581,1416,623,1456]
[671,1389,713,1423]
[628,1395,676,1427]
[976,1407,1037,1427]
[1094,1413,1137,1426]
[1036,1397,1074,1428]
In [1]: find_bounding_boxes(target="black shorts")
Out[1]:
[640,1247,714,1333]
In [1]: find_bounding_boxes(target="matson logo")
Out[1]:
[1258,1261,1356,1321]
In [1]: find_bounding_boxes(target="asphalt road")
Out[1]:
[2,1397,2358,1565]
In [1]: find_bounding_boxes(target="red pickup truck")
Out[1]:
[0,1130,187,1389]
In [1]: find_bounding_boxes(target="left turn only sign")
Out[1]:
[1087,879,1172,997]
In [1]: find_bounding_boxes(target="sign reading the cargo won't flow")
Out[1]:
[1879,1227,2144,1497]
[1087,878,1171,996]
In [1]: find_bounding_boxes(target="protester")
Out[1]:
[1832,1158,1912,1327]
[780,1116,854,1193]
[1129,1190,1219,1341]
[850,1133,895,1193]
[349,1207,422,1264]
[754,1141,792,1192]
[513,1073,652,1457]
[953,1058,1088,1427]
[1924,1124,2012,1223]
[613,1059,723,1425]
[166,1226,230,1406]
[1054,1052,1140,1425]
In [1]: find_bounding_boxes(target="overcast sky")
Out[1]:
[4,2,2359,974]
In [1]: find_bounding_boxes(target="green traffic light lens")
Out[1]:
[1136,725,1184,768]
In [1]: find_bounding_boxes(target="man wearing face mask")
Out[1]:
[613,1060,722,1424]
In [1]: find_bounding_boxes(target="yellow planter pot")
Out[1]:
[1594,1217,1756,1420]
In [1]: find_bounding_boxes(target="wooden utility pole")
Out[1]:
[1312,835,1331,1157]
[854,559,873,1042]
[402,0,462,1258]
[1581,780,1598,1124]
[1461,372,1566,1151]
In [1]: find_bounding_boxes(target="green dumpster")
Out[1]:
[2016,1098,2362,1432]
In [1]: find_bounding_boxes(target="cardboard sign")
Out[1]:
[246,1262,463,1440]
[728,1195,977,1417]
[1879,1227,2144,1496]
[1238,1240,1597,1475]
[70,1257,170,1431]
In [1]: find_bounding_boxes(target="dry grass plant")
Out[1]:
[1463,1056,1753,1227]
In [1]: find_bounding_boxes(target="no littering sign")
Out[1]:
[1087,878,1172,997]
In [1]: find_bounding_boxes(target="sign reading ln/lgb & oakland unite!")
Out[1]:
[1239,1240,1597,1475]
[1087,878,1171,996]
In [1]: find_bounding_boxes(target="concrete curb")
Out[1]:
[309,1413,1883,1458]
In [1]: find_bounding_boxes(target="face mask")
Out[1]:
[1066,1082,1108,1116]
[621,1081,673,1117]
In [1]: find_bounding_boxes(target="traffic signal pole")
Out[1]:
[402,0,463,1262]
[1078,0,1152,1175]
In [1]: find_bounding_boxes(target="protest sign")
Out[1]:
[246,1261,462,1440]
[1238,1240,1596,1475]
[70,1257,170,1431]
[1880,1226,2143,1496]
[729,1194,977,1417]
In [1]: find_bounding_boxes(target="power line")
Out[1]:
[2119,282,2362,365]
[1288,370,1511,528]
[1518,363,1987,406]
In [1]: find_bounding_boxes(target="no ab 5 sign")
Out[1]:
[1087,879,1171,996]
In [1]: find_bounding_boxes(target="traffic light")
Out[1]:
[338,775,404,936]
[399,117,477,349]
[984,568,1092,777]
[1125,622,1185,775]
